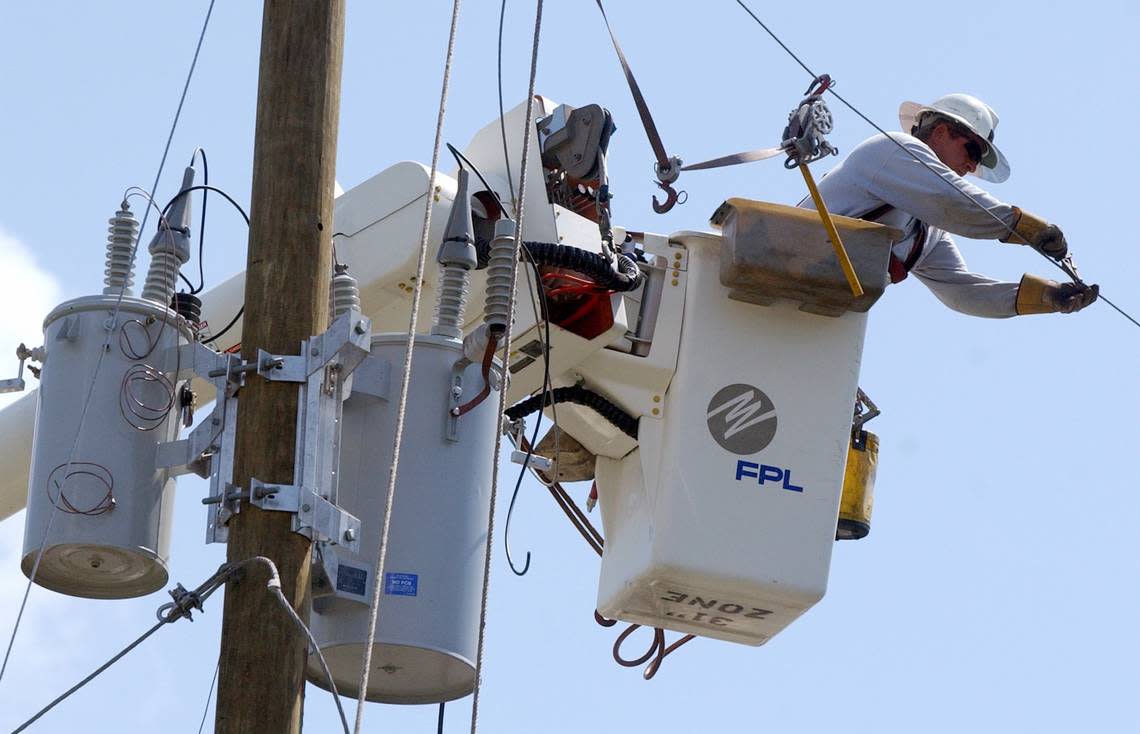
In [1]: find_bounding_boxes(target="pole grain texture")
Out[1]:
[214,2,345,732]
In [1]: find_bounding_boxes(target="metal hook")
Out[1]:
[651,155,684,214]
[651,181,680,214]
[805,73,834,97]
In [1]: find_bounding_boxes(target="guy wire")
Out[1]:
[0,0,217,687]
[10,558,348,734]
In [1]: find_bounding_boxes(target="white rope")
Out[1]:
[350,2,464,731]
[469,1,545,731]
[0,0,217,686]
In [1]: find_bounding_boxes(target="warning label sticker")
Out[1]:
[336,565,367,596]
[384,572,419,597]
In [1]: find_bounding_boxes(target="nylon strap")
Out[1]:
[680,146,784,171]
[593,0,671,169]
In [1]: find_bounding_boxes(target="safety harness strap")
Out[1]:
[858,203,925,284]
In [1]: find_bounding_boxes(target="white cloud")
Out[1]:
[0,227,61,410]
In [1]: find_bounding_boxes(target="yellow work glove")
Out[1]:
[1001,208,1068,259]
[1016,274,1099,314]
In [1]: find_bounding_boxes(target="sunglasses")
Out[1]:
[949,125,985,165]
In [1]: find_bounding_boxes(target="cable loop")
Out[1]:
[594,610,696,679]
[613,624,662,667]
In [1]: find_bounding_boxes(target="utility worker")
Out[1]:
[800,93,1098,317]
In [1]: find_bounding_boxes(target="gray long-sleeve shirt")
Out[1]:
[799,132,1021,317]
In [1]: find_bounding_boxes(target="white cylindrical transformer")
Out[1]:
[307,333,499,704]
[22,295,191,599]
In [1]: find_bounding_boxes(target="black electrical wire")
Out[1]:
[161,184,249,225]
[437,701,446,734]
[497,0,517,207]
[502,231,564,577]
[158,184,250,345]
[503,254,555,577]
[732,0,1140,329]
[200,306,243,346]
[445,142,515,223]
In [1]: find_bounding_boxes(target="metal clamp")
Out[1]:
[159,309,372,546]
[246,478,362,552]
[238,309,370,547]
[155,341,244,543]
[851,387,881,450]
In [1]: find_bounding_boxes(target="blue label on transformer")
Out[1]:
[336,565,367,596]
[384,572,419,597]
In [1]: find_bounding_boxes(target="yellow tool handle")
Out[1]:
[799,162,864,298]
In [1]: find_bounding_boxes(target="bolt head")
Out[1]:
[354,321,367,335]
[344,528,357,542]
[302,503,311,512]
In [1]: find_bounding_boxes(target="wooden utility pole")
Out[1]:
[215,2,345,732]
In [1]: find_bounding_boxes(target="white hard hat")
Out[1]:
[898,93,1010,183]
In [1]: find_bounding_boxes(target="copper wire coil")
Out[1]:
[120,363,176,431]
[46,461,115,516]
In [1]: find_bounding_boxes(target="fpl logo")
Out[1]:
[705,384,778,455]
[707,383,804,493]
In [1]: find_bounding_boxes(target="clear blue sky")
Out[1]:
[2,1,1138,732]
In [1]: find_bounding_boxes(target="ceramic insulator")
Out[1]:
[330,265,361,319]
[431,265,469,339]
[483,219,517,334]
[141,250,182,306]
[103,204,138,296]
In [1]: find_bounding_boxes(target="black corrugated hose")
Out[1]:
[505,385,638,439]
[474,238,644,292]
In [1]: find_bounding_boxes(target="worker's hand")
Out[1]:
[1049,281,1099,314]
[1016,274,1099,314]
[1001,208,1068,259]
[1032,224,1068,259]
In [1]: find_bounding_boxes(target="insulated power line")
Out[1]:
[0,0,218,687]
